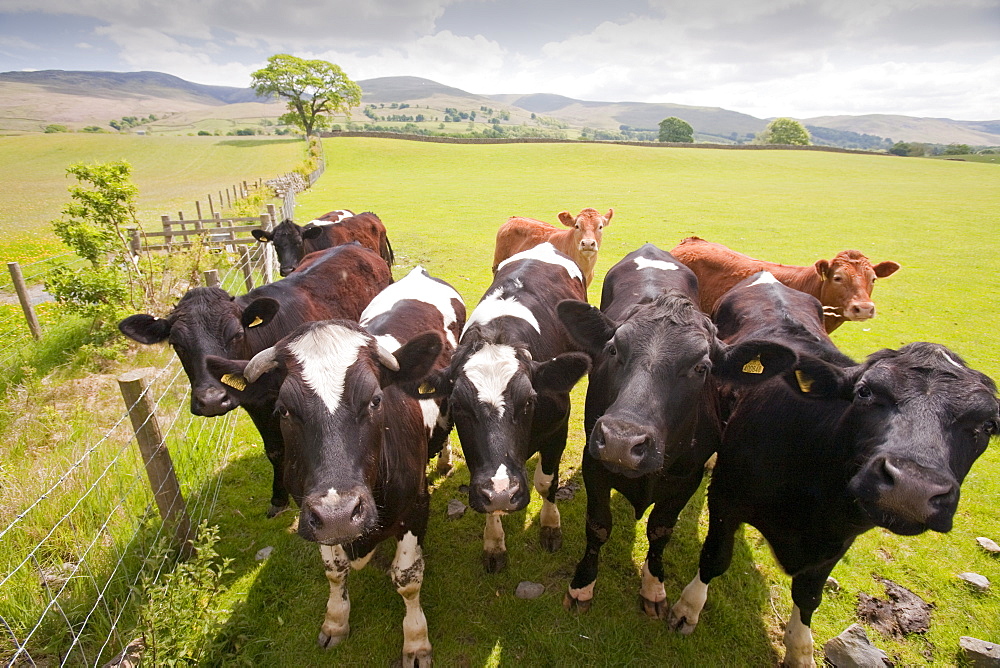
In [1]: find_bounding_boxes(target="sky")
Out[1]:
[0,0,997,121]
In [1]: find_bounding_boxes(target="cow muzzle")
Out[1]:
[191,385,235,417]
[469,469,529,514]
[298,486,377,544]
[852,455,959,534]
[843,301,876,321]
[589,417,663,477]
[578,239,598,253]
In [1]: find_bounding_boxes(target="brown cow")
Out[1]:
[492,208,612,289]
[669,236,900,333]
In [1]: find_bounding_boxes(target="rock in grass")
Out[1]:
[447,499,467,519]
[826,576,841,592]
[823,624,891,667]
[958,572,990,592]
[976,536,1000,554]
[959,636,1000,667]
[515,581,545,599]
[255,546,274,561]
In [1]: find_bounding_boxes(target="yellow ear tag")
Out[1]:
[418,382,434,395]
[247,316,264,328]
[795,370,814,393]
[742,355,764,374]
[221,374,247,391]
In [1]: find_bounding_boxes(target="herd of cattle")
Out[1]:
[118,208,999,667]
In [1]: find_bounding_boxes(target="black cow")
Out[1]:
[557,248,797,616]
[668,273,999,667]
[433,242,590,572]
[118,243,393,516]
[359,266,467,473]
[252,211,394,276]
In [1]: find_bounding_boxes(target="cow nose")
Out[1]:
[279,265,295,277]
[591,418,660,475]
[471,478,526,513]
[845,301,875,321]
[580,239,598,251]
[299,488,375,544]
[191,386,234,416]
[871,456,958,529]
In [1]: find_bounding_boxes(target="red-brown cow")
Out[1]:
[253,211,394,276]
[669,236,900,333]
[492,208,613,290]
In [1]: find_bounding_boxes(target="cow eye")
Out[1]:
[370,394,382,410]
[983,419,999,437]
[694,362,710,376]
[607,343,617,356]
[277,405,290,419]
[856,385,873,400]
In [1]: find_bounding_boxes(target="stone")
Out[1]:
[515,581,545,600]
[823,623,891,667]
[958,572,990,592]
[255,546,274,561]
[976,536,1000,554]
[447,499,467,519]
[959,636,1000,668]
[826,576,841,592]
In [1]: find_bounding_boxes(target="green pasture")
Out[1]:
[1,136,997,665]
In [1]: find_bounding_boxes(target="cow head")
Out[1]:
[441,340,589,514]
[814,250,900,324]
[789,342,998,535]
[118,287,280,416]
[210,320,443,544]
[559,294,797,477]
[252,219,306,276]
[557,207,612,257]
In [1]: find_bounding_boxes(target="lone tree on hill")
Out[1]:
[251,54,362,136]
[658,116,694,143]
[757,117,811,145]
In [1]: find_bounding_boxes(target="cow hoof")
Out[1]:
[563,591,592,614]
[640,595,669,619]
[318,628,349,649]
[483,550,507,573]
[666,607,698,635]
[435,458,453,475]
[403,648,433,667]
[266,503,289,518]
[540,526,562,552]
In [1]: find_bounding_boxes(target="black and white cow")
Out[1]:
[437,242,590,572]
[557,248,797,616]
[668,274,999,667]
[359,266,467,473]
[209,316,443,666]
[118,244,392,516]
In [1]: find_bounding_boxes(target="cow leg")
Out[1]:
[668,508,739,634]
[247,409,289,517]
[436,440,453,475]
[534,458,561,552]
[391,531,432,667]
[564,455,612,613]
[318,544,351,648]
[482,511,507,573]
[782,568,831,668]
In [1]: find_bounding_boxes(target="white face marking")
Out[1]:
[634,257,679,272]
[749,271,781,287]
[491,464,510,492]
[419,398,440,435]
[373,333,401,353]
[289,323,370,414]
[941,351,963,369]
[463,288,540,336]
[496,241,584,282]
[462,344,519,417]
[360,266,465,348]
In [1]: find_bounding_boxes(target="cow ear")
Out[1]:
[119,314,171,344]
[783,355,859,400]
[380,332,443,388]
[557,300,615,357]
[814,259,831,280]
[604,208,613,226]
[557,211,576,227]
[241,298,280,330]
[533,352,590,394]
[251,229,272,243]
[301,225,324,241]
[712,339,798,385]
[205,356,250,391]
[874,261,900,278]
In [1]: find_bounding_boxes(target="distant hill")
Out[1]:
[1,70,997,147]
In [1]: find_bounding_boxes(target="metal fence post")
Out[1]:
[117,369,195,559]
[7,262,42,340]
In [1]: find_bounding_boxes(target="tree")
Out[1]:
[250,54,362,136]
[757,118,811,145]
[658,116,694,143]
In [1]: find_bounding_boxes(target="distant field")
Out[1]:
[0,134,304,263]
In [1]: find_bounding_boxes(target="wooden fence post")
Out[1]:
[260,212,275,284]
[7,262,42,340]
[208,194,215,217]
[238,245,254,292]
[196,200,203,220]
[203,269,220,288]
[161,215,173,251]
[117,369,195,560]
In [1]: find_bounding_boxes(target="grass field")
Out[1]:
[2,136,998,666]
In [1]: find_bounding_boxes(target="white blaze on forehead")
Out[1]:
[749,271,780,287]
[497,241,583,282]
[941,350,964,369]
[463,288,540,336]
[462,343,519,417]
[491,464,510,492]
[361,266,464,348]
[373,333,401,353]
[634,257,679,272]
[289,323,371,414]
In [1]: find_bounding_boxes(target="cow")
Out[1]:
[117,243,393,517]
[556,248,797,616]
[669,236,900,333]
[252,211,394,276]
[668,283,999,666]
[207,315,445,666]
[430,242,591,572]
[492,207,613,290]
[359,266,467,473]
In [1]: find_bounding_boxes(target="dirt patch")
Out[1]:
[857,577,933,638]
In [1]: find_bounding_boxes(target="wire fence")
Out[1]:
[0,245,273,666]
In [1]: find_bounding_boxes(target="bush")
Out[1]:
[44,124,68,133]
